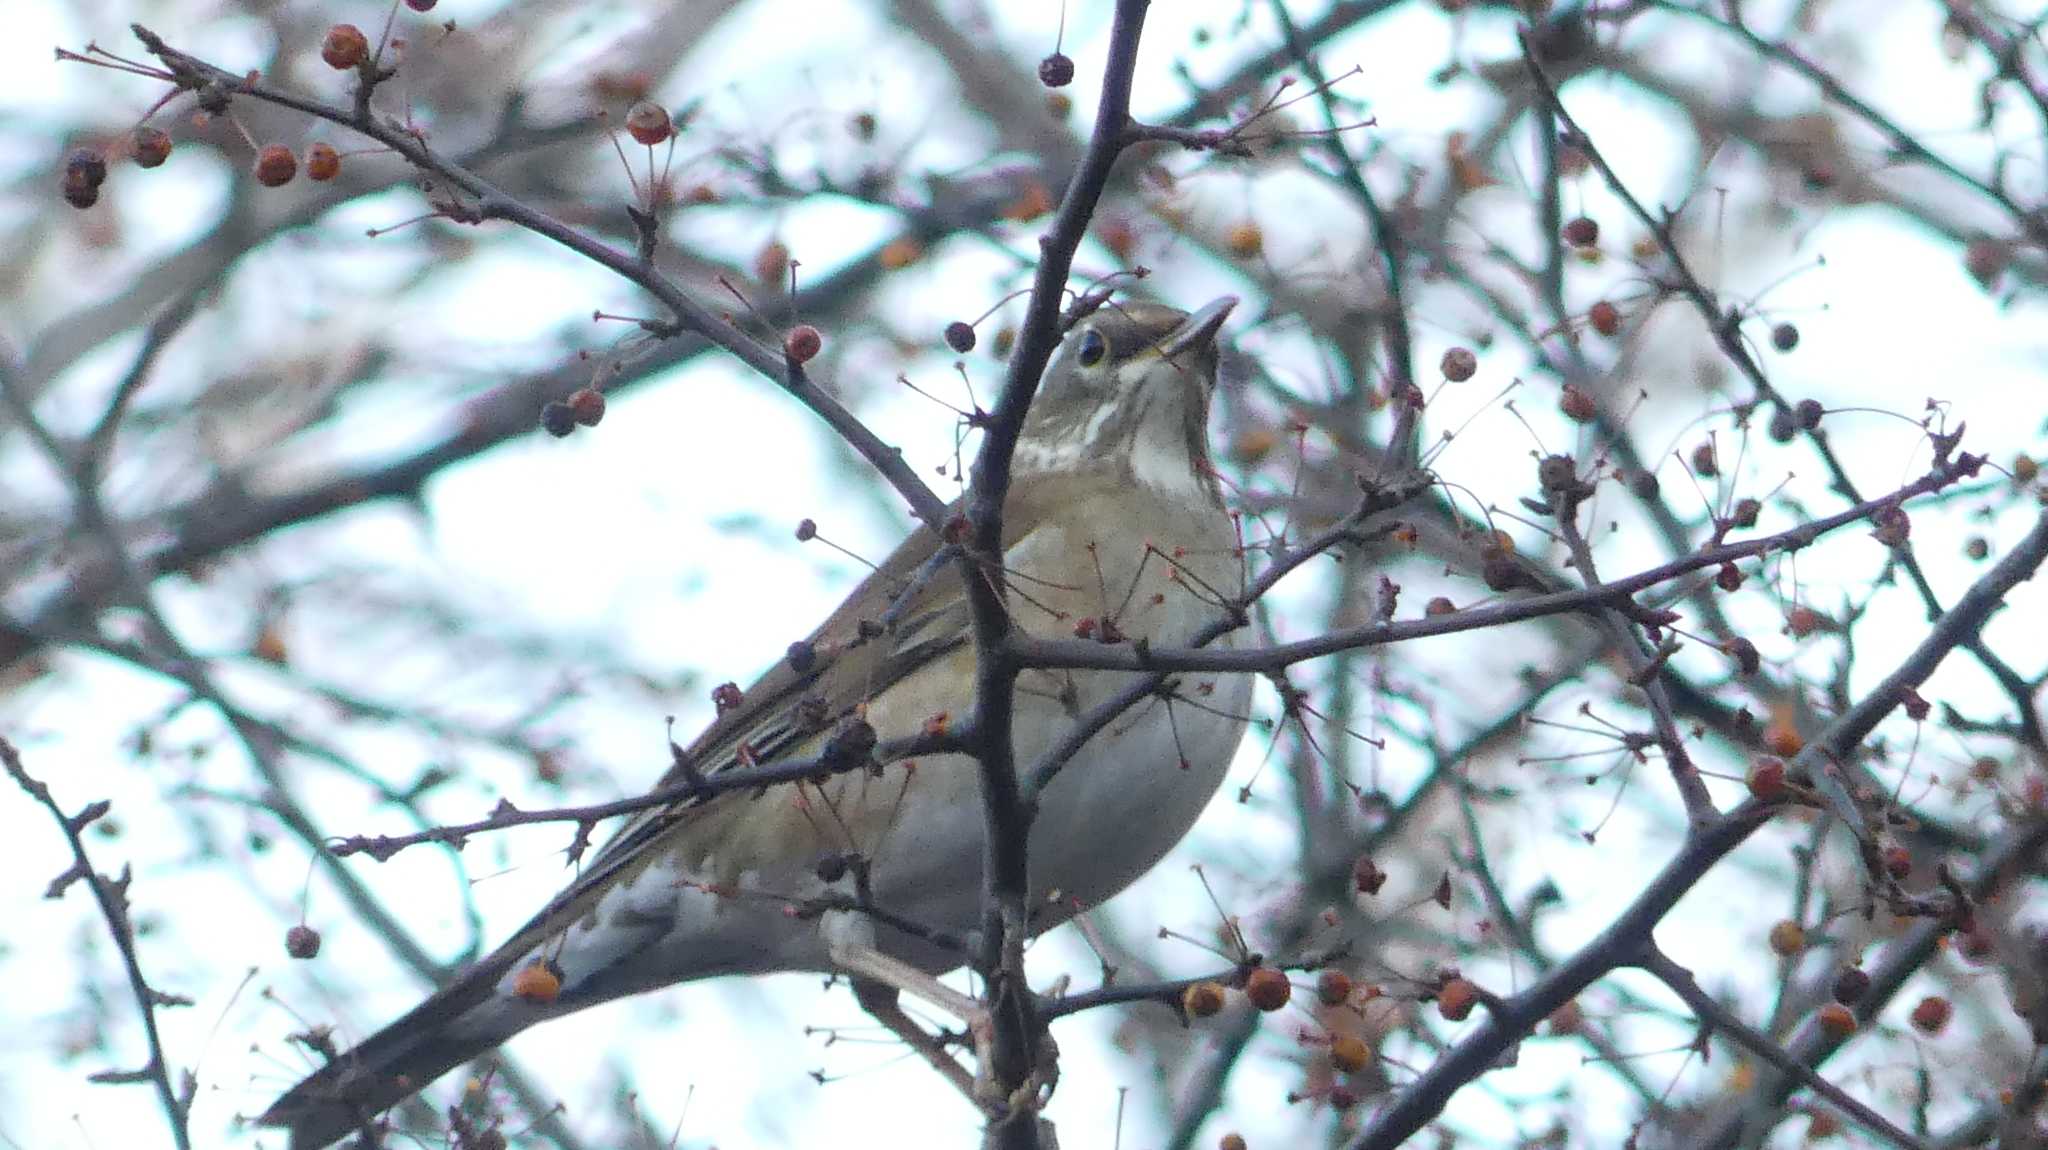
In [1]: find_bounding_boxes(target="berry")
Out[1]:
[1746,757,1788,801]
[304,143,341,182]
[1219,1136,1248,1150]
[1225,221,1263,258]
[404,0,438,10]
[131,126,173,169]
[1315,969,1353,1007]
[1437,977,1478,1021]
[1424,596,1455,617]
[1329,1035,1371,1073]
[1768,919,1806,956]
[625,102,672,146]
[1587,299,1620,336]
[321,23,368,70]
[1037,52,1075,87]
[943,321,977,353]
[1909,996,1952,1035]
[1440,346,1477,382]
[754,240,791,285]
[1815,1001,1856,1039]
[253,144,297,187]
[1181,980,1226,1018]
[1771,322,1800,352]
[540,401,577,438]
[1768,406,1799,442]
[1763,713,1804,757]
[1352,854,1387,894]
[1882,843,1911,880]
[1730,497,1760,528]
[794,518,818,542]
[1562,216,1599,247]
[1786,606,1821,637]
[1715,562,1743,592]
[1244,967,1291,1011]
[1795,398,1825,429]
[512,961,562,1003]
[1831,966,1870,1004]
[285,924,322,959]
[1559,383,1597,422]
[784,324,823,365]
[1690,440,1718,477]
[567,387,606,427]
[62,148,107,209]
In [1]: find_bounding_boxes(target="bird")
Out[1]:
[261,296,1255,1149]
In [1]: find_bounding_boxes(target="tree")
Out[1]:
[8,1,2048,1148]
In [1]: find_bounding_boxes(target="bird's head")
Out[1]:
[1011,296,1237,501]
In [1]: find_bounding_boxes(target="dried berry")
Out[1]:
[1770,322,1800,352]
[404,0,438,10]
[1831,966,1870,1004]
[1037,52,1075,87]
[567,387,606,427]
[1715,562,1743,592]
[1244,966,1292,1011]
[253,144,298,187]
[784,324,823,365]
[1730,497,1760,529]
[795,518,818,542]
[1795,398,1824,429]
[62,148,106,209]
[285,924,322,959]
[304,142,341,182]
[1768,405,1799,443]
[1559,383,1597,423]
[1182,980,1226,1018]
[1690,440,1718,477]
[943,321,977,354]
[1352,854,1387,895]
[321,23,368,70]
[1315,969,1353,1007]
[1440,346,1477,382]
[1562,216,1599,247]
[540,401,577,438]
[1424,596,1456,617]
[131,126,173,169]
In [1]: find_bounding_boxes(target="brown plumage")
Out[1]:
[261,298,1251,1149]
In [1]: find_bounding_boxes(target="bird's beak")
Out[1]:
[1159,296,1238,358]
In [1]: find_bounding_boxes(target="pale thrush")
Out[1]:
[262,296,1253,1148]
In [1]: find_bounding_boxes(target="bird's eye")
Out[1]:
[1076,329,1108,367]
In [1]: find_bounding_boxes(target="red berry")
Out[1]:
[404,0,438,10]
[1562,216,1599,247]
[567,387,606,427]
[1437,977,1478,1021]
[1908,995,1951,1035]
[1315,969,1353,1007]
[321,23,368,70]
[784,324,823,365]
[1815,1002,1856,1039]
[1587,299,1620,336]
[1560,383,1597,422]
[625,102,672,146]
[253,144,298,187]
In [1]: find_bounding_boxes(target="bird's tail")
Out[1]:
[259,954,540,1150]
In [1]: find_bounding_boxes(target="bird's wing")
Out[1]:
[488,507,975,958]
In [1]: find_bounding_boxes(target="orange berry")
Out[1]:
[253,144,297,187]
[321,23,368,70]
[1815,1001,1856,1039]
[783,324,823,365]
[1764,713,1804,757]
[305,143,341,182]
[1182,980,1226,1018]
[1768,919,1806,956]
[1437,977,1478,1021]
[1244,967,1291,1012]
[512,960,563,1003]
[1225,221,1263,258]
[1219,1136,1248,1150]
[1329,1034,1371,1073]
